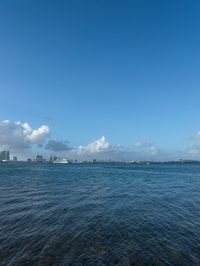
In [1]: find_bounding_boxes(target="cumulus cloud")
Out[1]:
[76,136,112,154]
[65,137,162,161]
[25,125,49,143]
[69,136,125,160]
[45,139,71,151]
[0,120,49,152]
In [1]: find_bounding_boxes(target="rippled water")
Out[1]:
[1,163,200,265]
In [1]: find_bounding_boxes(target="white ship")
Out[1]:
[52,159,69,164]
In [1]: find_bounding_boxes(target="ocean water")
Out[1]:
[0,163,200,265]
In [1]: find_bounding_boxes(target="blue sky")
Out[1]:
[1,0,200,160]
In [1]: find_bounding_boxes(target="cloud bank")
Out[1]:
[45,139,71,151]
[0,120,163,160]
[69,136,123,160]
[2,119,200,161]
[0,120,49,153]
[76,136,112,154]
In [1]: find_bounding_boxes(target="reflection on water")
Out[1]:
[0,163,200,265]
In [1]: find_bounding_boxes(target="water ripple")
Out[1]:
[0,163,200,265]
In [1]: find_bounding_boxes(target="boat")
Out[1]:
[52,159,69,164]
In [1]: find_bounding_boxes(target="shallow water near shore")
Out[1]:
[0,163,200,265]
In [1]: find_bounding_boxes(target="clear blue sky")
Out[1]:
[1,0,200,158]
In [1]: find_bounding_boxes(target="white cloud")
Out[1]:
[76,136,112,154]
[59,137,161,161]
[25,125,49,143]
[134,141,152,148]
[68,136,127,160]
[0,120,50,152]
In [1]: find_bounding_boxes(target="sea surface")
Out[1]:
[0,163,200,265]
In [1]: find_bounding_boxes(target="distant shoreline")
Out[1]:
[1,160,200,164]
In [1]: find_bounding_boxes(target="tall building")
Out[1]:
[49,155,60,162]
[0,151,10,161]
[13,156,18,162]
[36,155,44,162]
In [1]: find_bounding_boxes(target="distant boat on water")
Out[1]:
[52,159,69,164]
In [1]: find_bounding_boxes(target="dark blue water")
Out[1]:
[0,163,200,265]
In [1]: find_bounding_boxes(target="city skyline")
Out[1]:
[1,147,200,164]
[1,1,200,160]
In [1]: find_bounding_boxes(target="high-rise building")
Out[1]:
[0,151,10,161]
[36,155,44,162]
[49,155,53,162]
[13,156,18,162]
